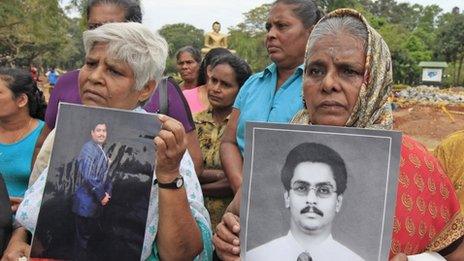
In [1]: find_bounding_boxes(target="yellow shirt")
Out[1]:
[193,108,232,228]
[193,108,229,169]
[434,130,464,212]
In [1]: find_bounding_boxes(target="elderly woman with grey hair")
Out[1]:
[2,22,212,261]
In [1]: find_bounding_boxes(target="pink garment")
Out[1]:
[183,87,207,114]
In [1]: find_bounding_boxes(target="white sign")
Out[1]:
[422,68,443,82]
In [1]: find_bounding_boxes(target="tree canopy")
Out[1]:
[0,0,83,70]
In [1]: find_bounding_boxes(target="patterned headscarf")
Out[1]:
[292,8,393,130]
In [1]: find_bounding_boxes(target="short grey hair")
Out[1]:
[306,16,368,58]
[83,22,168,90]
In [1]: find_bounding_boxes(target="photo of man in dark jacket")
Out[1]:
[72,122,111,260]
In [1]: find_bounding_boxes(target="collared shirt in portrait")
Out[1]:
[246,231,365,261]
[233,63,304,154]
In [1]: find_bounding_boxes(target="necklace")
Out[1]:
[0,118,33,144]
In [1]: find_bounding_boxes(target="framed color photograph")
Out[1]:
[30,103,160,260]
[240,122,402,261]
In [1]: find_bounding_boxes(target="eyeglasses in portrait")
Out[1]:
[240,122,402,261]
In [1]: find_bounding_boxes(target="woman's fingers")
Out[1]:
[213,232,240,256]
[216,222,239,246]
[158,114,185,146]
[154,115,187,176]
[223,212,240,234]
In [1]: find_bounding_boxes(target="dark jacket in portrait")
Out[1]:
[72,141,111,218]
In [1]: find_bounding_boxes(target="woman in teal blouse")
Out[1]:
[0,68,46,202]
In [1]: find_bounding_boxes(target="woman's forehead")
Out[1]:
[307,33,366,63]
[88,43,127,64]
[88,3,126,24]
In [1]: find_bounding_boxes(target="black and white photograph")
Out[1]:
[240,122,402,261]
[30,103,160,260]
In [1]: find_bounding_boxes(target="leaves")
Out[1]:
[0,0,83,69]
[158,23,204,74]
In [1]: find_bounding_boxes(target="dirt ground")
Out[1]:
[393,104,464,150]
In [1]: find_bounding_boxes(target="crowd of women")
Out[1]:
[0,0,463,260]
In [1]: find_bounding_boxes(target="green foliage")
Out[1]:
[0,0,84,70]
[361,1,445,85]
[228,4,272,72]
[229,30,269,72]
[234,3,272,36]
[436,13,464,85]
[159,23,204,56]
[158,23,204,74]
[317,0,359,12]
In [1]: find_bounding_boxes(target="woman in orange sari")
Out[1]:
[213,9,464,260]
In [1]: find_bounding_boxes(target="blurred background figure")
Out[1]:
[29,65,39,83]
[46,67,58,88]
[176,46,201,91]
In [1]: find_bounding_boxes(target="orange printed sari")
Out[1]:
[390,135,464,256]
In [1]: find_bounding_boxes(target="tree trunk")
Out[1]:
[457,55,464,86]
[454,61,458,86]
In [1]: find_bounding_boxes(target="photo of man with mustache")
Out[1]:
[247,142,364,261]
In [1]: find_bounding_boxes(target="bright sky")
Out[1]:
[141,0,463,33]
[142,0,274,33]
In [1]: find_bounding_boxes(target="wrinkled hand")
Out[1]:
[154,114,187,182]
[390,253,407,261]
[101,192,111,206]
[213,212,241,261]
[10,197,22,213]
[1,239,30,261]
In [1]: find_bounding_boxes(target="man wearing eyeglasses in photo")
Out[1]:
[247,142,364,261]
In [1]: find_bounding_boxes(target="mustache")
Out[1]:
[300,206,324,217]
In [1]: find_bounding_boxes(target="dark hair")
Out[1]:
[197,48,232,86]
[210,54,252,88]
[0,67,47,120]
[91,121,107,131]
[273,0,323,28]
[281,143,347,195]
[176,46,201,64]
[212,21,221,27]
[86,0,142,23]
